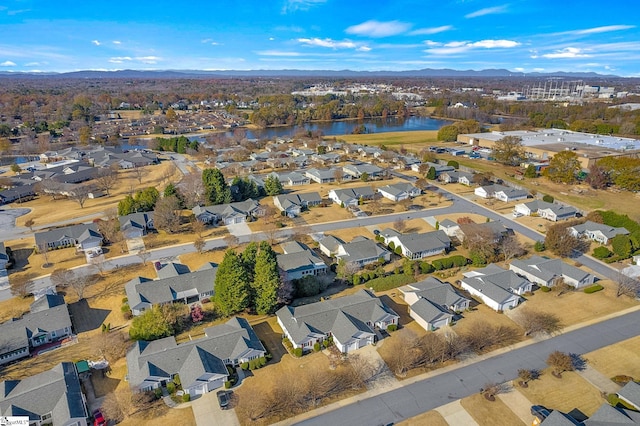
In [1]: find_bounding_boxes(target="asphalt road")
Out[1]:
[294,309,640,426]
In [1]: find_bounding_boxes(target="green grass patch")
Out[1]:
[364,274,415,291]
[584,284,604,294]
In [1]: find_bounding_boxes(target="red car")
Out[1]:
[93,409,106,426]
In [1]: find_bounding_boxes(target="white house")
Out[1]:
[377,183,421,202]
[461,264,531,312]
[381,229,451,260]
[569,220,630,244]
[509,256,595,289]
[514,200,577,221]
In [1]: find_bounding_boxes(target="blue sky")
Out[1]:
[1,0,639,76]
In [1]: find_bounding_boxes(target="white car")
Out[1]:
[512,211,523,218]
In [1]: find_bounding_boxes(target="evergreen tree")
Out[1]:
[524,164,538,178]
[252,241,281,314]
[427,166,437,180]
[135,187,160,211]
[214,249,251,316]
[203,168,232,205]
[118,194,136,216]
[231,177,259,202]
[129,306,173,341]
[241,241,258,283]
[264,174,283,196]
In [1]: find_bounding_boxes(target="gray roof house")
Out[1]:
[440,170,475,186]
[305,168,344,184]
[0,241,9,270]
[514,200,577,221]
[119,211,155,239]
[127,317,266,396]
[0,362,88,425]
[583,403,640,425]
[328,186,375,206]
[509,256,595,289]
[461,264,532,312]
[125,262,217,316]
[475,184,528,202]
[192,199,264,225]
[617,381,640,411]
[381,229,451,259]
[377,183,421,202]
[0,184,37,205]
[318,235,391,267]
[34,223,103,252]
[342,163,384,179]
[273,192,322,218]
[438,219,461,237]
[400,277,471,331]
[569,220,630,245]
[277,241,327,281]
[0,293,72,366]
[276,290,399,354]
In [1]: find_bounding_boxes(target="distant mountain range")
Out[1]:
[0,68,621,79]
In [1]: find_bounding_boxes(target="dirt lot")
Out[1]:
[585,335,640,380]
[518,369,605,418]
[460,393,525,426]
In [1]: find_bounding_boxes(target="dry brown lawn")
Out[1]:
[523,281,638,328]
[518,369,604,417]
[453,303,525,337]
[14,161,181,227]
[397,410,449,426]
[585,335,640,380]
[335,130,439,147]
[460,393,525,426]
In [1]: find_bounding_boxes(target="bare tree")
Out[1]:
[132,166,147,185]
[290,225,313,245]
[514,308,562,336]
[10,277,32,298]
[153,195,182,233]
[547,351,574,377]
[615,271,640,298]
[393,217,407,233]
[262,223,279,246]
[37,242,51,268]
[39,179,63,200]
[553,277,574,296]
[178,171,204,208]
[517,368,540,387]
[24,218,35,231]
[69,270,99,300]
[336,259,360,281]
[223,234,240,249]
[70,185,91,208]
[137,249,150,265]
[333,168,344,183]
[162,162,177,184]
[191,218,207,238]
[193,237,205,254]
[398,198,412,211]
[499,234,526,262]
[96,330,130,364]
[94,167,119,196]
[50,268,75,291]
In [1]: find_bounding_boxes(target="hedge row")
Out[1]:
[584,284,604,294]
[432,255,468,270]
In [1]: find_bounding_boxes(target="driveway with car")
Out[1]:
[191,390,239,426]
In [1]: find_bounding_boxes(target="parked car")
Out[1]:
[530,405,552,421]
[512,211,524,218]
[93,409,106,426]
[217,390,230,409]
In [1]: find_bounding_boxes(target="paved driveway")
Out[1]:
[227,222,252,237]
[192,390,239,426]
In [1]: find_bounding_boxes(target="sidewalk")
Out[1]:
[272,303,640,426]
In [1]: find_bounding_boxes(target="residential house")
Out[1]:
[311,153,341,165]
[192,199,264,225]
[342,163,384,180]
[474,184,528,202]
[617,381,640,411]
[0,362,89,425]
[461,264,532,311]
[127,317,266,396]
[306,167,348,184]
[400,277,471,331]
[277,171,310,186]
[513,200,577,221]
[380,229,451,259]
[0,242,9,270]
[276,290,399,354]
[277,241,327,281]
[456,221,514,243]
[440,171,475,186]
[0,293,72,365]
[119,211,155,239]
[569,220,630,244]
[273,192,322,218]
[328,186,375,207]
[540,403,640,425]
[377,183,421,202]
[0,184,37,205]
[34,223,103,251]
[423,162,455,178]
[319,235,390,267]
[125,262,217,316]
[438,219,461,238]
[509,256,595,289]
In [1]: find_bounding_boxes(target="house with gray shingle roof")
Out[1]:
[127,317,265,396]
[377,183,421,202]
[328,186,375,207]
[0,293,72,365]
[617,381,640,411]
[569,220,630,245]
[509,256,595,289]
[276,290,399,354]
[0,362,88,425]
[0,242,9,270]
[514,200,577,221]
[273,192,322,218]
[583,403,640,425]
[461,264,531,312]
[34,223,103,252]
[380,229,451,259]
[192,198,264,225]
[125,262,217,316]
[400,277,471,331]
[276,242,327,281]
[475,184,528,202]
[318,235,390,267]
[119,211,155,239]
[440,170,475,186]
[342,163,384,179]
[438,219,461,237]
[305,168,342,184]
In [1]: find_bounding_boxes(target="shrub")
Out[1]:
[366,274,415,291]
[293,347,303,357]
[314,342,321,352]
[394,267,401,275]
[224,381,232,389]
[420,262,435,274]
[584,284,604,294]
[259,356,267,366]
[395,246,403,255]
[249,359,258,370]
[352,275,361,286]
[593,246,613,259]
[432,260,444,270]
[173,375,181,386]
[450,255,468,267]
[388,241,395,251]
[540,286,552,292]
[154,388,163,399]
[182,394,190,402]
[447,160,459,169]
[534,241,546,252]
[387,324,398,332]
[166,382,176,394]
[542,194,554,203]
[240,362,249,370]
[122,297,128,303]
[611,375,635,385]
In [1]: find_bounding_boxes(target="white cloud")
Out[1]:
[297,38,359,49]
[92,40,101,46]
[425,39,520,55]
[541,47,591,59]
[409,25,453,36]
[282,0,327,13]
[112,40,121,45]
[465,5,508,19]
[108,56,160,64]
[137,56,161,64]
[256,50,302,56]
[109,57,132,63]
[533,68,545,72]
[25,62,41,66]
[269,37,275,41]
[0,61,16,67]
[357,46,372,52]
[423,40,443,47]
[565,25,635,35]
[514,67,524,72]
[345,20,412,38]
